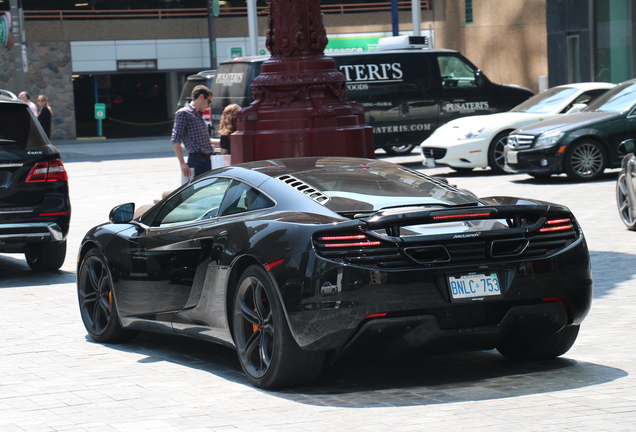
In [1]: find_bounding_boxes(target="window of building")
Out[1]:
[595,0,633,83]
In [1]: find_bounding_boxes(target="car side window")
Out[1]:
[439,56,476,88]
[152,177,232,227]
[219,181,274,216]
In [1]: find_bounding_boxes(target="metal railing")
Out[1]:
[23,2,430,20]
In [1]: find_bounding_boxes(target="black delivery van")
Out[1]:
[211,36,533,155]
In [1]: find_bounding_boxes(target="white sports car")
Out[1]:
[420,82,615,173]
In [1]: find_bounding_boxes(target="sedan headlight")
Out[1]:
[459,127,485,140]
[534,131,565,148]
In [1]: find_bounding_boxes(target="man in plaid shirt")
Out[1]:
[172,85,218,182]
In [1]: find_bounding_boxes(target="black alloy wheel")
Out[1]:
[384,144,416,156]
[232,265,324,389]
[487,131,511,174]
[564,140,607,181]
[616,155,636,230]
[77,248,137,343]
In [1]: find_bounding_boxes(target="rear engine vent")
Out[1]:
[490,238,529,257]
[276,174,330,204]
[404,245,450,263]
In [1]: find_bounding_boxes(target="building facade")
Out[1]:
[0,0,553,140]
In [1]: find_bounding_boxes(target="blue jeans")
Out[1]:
[187,153,212,178]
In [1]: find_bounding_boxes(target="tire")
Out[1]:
[616,157,636,230]
[384,144,416,156]
[25,240,67,271]
[496,325,580,361]
[564,140,606,181]
[77,248,137,343]
[487,132,511,174]
[232,265,325,389]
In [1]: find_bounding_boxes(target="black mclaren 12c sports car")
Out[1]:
[77,157,593,389]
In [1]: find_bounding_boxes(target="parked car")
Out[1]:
[421,82,614,173]
[616,139,636,230]
[505,78,636,181]
[77,157,592,389]
[212,36,533,156]
[177,70,215,132]
[0,89,70,271]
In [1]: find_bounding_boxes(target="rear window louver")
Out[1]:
[276,174,330,204]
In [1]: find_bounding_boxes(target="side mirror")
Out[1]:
[619,139,636,155]
[475,69,487,88]
[566,103,587,114]
[109,203,135,224]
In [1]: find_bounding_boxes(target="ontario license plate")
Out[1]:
[449,273,501,300]
[506,150,518,164]
[426,158,436,168]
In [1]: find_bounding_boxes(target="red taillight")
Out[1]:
[432,211,493,221]
[319,234,382,248]
[26,160,68,183]
[540,218,573,232]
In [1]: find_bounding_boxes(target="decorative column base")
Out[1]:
[230,0,375,163]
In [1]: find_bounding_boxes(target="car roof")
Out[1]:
[222,49,462,65]
[0,89,24,104]
[550,82,615,91]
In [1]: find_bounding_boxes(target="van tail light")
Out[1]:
[26,159,68,182]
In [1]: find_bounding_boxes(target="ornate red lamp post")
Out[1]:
[231,0,375,163]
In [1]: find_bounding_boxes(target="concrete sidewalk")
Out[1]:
[52,136,175,159]
[51,135,425,166]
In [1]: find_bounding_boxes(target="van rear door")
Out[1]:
[435,54,497,125]
[211,61,260,126]
[334,52,437,150]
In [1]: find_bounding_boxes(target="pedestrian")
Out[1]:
[171,85,218,183]
[218,104,241,155]
[36,95,52,138]
[18,91,38,116]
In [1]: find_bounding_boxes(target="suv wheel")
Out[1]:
[25,240,67,271]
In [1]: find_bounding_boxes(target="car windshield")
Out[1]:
[511,87,579,114]
[287,165,477,213]
[585,82,636,113]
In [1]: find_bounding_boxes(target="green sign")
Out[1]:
[0,12,12,50]
[230,47,243,58]
[94,103,106,120]
[324,36,383,53]
[212,0,220,18]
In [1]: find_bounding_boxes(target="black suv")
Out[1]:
[0,89,70,271]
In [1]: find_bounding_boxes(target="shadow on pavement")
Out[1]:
[590,251,636,299]
[99,331,626,407]
[0,254,75,288]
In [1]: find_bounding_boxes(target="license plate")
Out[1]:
[506,150,518,164]
[449,273,501,300]
[426,158,436,168]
